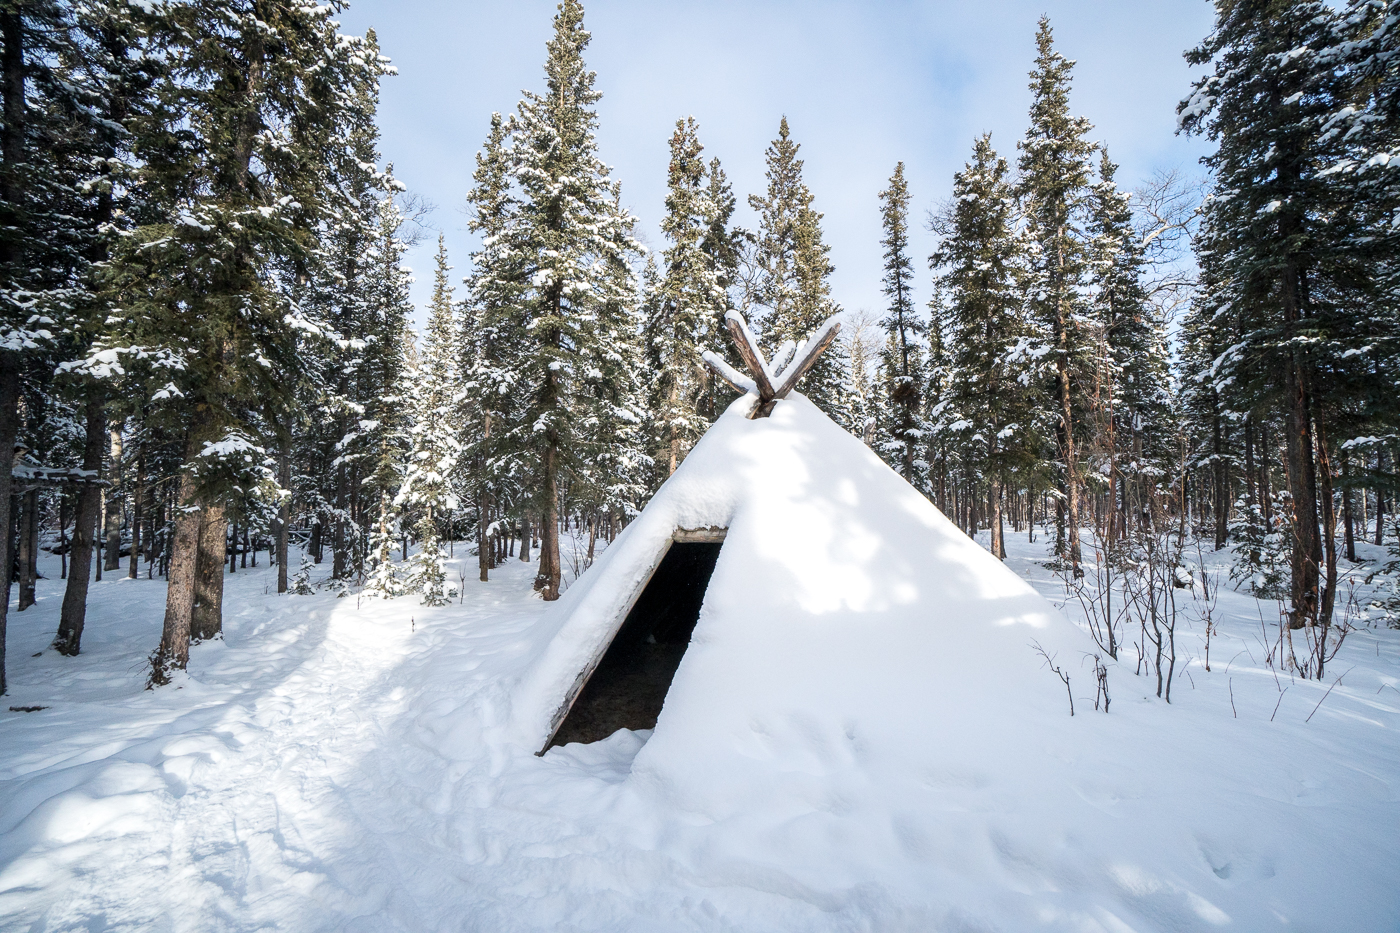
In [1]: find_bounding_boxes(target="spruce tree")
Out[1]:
[873,162,925,484]
[1087,151,1176,542]
[0,0,131,687]
[648,117,728,478]
[1179,0,1382,631]
[748,117,848,420]
[1017,16,1097,575]
[923,286,953,514]
[396,238,461,606]
[507,0,642,599]
[461,111,526,583]
[932,134,1039,559]
[362,187,414,599]
[85,1,387,682]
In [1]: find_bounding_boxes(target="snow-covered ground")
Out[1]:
[1,531,1398,932]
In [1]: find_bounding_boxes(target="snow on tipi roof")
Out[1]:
[509,344,1089,808]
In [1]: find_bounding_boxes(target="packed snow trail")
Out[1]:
[1,536,1399,931]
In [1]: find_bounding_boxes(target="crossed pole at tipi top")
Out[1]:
[701,310,842,419]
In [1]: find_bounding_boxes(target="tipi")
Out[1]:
[510,312,1087,809]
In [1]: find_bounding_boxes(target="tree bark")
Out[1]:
[332,463,347,579]
[478,494,489,582]
[55,392,107,654]
[129,446,143,578]
[1282,290,1321,629]
[277,447,289,594]
[58,492,68,579]
[1341,452,1356,563]
[104,428,122,570]
[1316,427,1338,636]
[537,445,561,599]
[191,504,226,642]
[16,488,35,610]
[1212,405,1229,550]
[989,481,1005,561]
[1376,451,1387,547]
[150,460,202,686]
[0,350,20,693]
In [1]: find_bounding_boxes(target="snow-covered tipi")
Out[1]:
[510,312,1087,810]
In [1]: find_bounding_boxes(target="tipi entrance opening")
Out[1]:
[545,535,724,751]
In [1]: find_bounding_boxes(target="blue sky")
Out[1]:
[335,0,1217,324]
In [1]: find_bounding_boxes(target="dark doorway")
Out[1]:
[547,541,723,749]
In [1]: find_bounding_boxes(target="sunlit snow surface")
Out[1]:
[1,394,1397,931]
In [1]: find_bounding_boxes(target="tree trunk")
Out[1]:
[191,504,226,642]
[16,488,35,610]
[332,464,347,579]
[129,447,143,578]
[537,445,561,599]
[277,448,289,594]
[1283,329,1321,628]
[1244,416,1257,511]
[520,517,531,563]
[150,459,202,686]
[478,495,489,583]
[103,428,122,570]
[1053,285,1082,576]
[0,351,19,693]
[94,488,103,583]
[1213,405,1229,550]
[989,481,1005,561]
[1341,452,1356,563]
[1376,451,1387,547]
[58,492,68,580]
[1316,428,1338,638]
[55,395,106,655]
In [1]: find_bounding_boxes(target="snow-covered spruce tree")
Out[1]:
[396,238,461,606]
[575,193,649,529]
[840,311,880,446]
[1179,0,1385,633]
[1177,251,1239,550]
[1016,16,1097,575]
[302,28,405,585]
[361,189,415,599]
[747,117,850,424]
[461,111,527,584]
[86,1,385,684]
[506,0,643,600]
[695,155,744,423]
[924,285,953,514]
[41,0,165,660]
[647,117,728,480]
[931,134,1040,560]
[1318,1,1400,560]
[0,0,137,685]
[873,162,926,485]
[1086,151,1177,543]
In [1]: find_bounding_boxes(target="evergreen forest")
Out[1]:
[2,0,1399,698]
